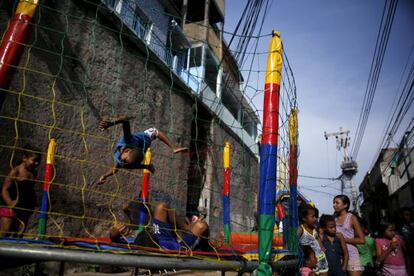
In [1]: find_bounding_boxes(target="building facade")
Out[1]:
[360,147,414,231]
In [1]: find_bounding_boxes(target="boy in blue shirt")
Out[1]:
[98,115,187,184]
[109,201,220,251]
[320,214,349,276]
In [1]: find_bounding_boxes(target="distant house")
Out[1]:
[359,147,413,231]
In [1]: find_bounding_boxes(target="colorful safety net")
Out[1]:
[0,0,299,274]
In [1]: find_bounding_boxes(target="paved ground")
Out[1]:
[0,264,245,275]
[68,271,240,276]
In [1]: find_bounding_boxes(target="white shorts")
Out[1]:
[347,256,363,272]
[144,128,159,140]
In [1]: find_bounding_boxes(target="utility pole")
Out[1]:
[324,127,360,215]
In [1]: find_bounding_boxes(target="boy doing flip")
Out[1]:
[98,116,187,184]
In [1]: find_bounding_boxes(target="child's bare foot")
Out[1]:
[209,231,225,249]
[173,147,188,154]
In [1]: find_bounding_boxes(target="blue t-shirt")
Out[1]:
[152,219,199,251]
[322,234,345,276]
[114,131,152,167]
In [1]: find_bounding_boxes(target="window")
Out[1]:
[189,46,203,68]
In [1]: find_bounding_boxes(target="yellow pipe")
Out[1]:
[223,142,230,169]
[143,148,151,174]
[46,139,56,165]
[16,0,39,17]
[265,31,283,85]
[289,109,298,146]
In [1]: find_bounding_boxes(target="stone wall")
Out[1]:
[0,0,259,238]
[206,121,259,234]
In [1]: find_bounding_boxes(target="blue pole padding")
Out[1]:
[38,191,49,219]
[258,144,277,215]
[290,185,299,228]
[223,195,230,225]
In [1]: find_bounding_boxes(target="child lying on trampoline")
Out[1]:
[97,116,187,184]
[109,201,222,251]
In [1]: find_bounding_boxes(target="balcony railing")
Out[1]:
[100,0,256,147]
[101,0,200,92]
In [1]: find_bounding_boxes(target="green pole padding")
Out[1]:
[288,227,299,253]
[223,224,231,243]
[137,225,145,234]
[37,218,46,238]
[257,214,275,275]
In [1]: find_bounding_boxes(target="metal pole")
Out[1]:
[181,0,188,28]
[350,176,360,216]
[340,177,345,194]
[0,245,298,272]
[258,31,282,276]
[138,148,151,233]
[200,0,210,89]
[288,109,299,253]
[0,0,40,110]
[38,139,57,237]
[223,142,231,243]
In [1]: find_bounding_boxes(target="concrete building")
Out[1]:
[0,0,260,236]
[359,147,414,231]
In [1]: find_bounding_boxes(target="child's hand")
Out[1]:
[109,222,130,238]
[209,231,224,249]
[173,147,188,154]
[99,119,114,130]
[114,223,130,235]
[97,175,107,185]
[391,238,398,250]
[9,200,17,207]
[342,264,347,272]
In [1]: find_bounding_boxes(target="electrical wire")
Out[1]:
[351,0,399,160]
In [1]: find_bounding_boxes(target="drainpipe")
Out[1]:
[216,21,224,98]
[181,0,188,28]
[200,0,210,92]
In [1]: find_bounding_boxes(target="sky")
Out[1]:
[224,0,414,214]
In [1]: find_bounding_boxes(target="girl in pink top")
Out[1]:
[300,245,317,276]
[333,195,365,276]
[376,222,408,276]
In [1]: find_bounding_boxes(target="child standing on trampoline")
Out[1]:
[97,115,187,184]
[0,145,41,237]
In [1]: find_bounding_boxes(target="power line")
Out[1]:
[370,46,414,168]
[351,0,399,160]
[299,187,337,197]
[298,174,339,181]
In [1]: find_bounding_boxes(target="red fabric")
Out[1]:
[42,164,53,191]
[277,204,285,220]
[262,83,280,145]
[141,173,150,199]
[230,232,283,246]
[300,267,313,276]
[0,207,15,217]
[0,14,32,88]
[289,145,298,186]
[222,169,230,195]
